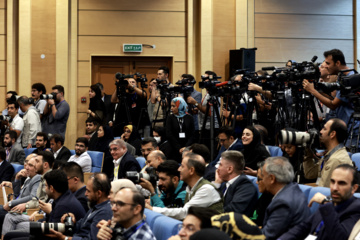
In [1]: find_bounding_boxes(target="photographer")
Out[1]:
[140,160,187,208]
[2,101,24,143]
[31,83,47,119]
[303,118,352,187]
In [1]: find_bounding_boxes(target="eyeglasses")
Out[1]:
[110,147,119,152]
[178,224,196,234]
[216,137,228,143]
[67,176,76,181]
[110,200,136,208]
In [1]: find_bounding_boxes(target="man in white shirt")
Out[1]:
[146,152,223,220]
[3,101,24,144]
[68,137,91,173]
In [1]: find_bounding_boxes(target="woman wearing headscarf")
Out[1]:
[88,84,106,124]
[121,124,142,156]
[241,125,270,170]
[95,125,114,179]
[166,97,195,162]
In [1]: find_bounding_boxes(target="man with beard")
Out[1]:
[3,130,25,164]
[42,85,70,139]
[83,117,99,150]
[279,164,360,240]
[32,132,49,154]
[2,101,23,143]
[50,173,113,240]
[49,134,71,163]
[31,83,47,119]
[68,137,91,173]
[140,137,158,161]
[140,160,187,208]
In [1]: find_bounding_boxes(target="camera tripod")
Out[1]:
[294,91,321,132]
[346,111,360,153]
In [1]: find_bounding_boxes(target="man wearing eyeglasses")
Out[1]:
[68,137,91,173]
[97,187,156,240]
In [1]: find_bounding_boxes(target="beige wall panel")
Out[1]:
[78,36,186,61]
[0,35,4,60]
[255,14,353,39]
[0,60,5,86]
[0,9,5,34]
[0,0,4,9]
[255,0,352,15]
[79,0,185,11]
[256,39,354,63]
[173,61,187,81]
[78,61,91,87]
[77,113,87,140]
[77,86,90,113]
[0,86,5,110]
[79,11,185,36]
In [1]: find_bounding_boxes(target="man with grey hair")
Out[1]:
[213,150,258,216]
[261,156,310,240]
[17,96,41,148]
[109,139,140,181]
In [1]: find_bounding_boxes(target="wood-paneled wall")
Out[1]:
[0,0,5,111]
[254,0,354,70]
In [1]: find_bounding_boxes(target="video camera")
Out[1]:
[115,72,134,88]
[126,167,158,186]
[30,215,74,236]
[0,115,11,121]
[134,72,148,89]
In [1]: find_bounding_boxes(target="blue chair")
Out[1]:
[144,209,163,229]
[24,148,36,157]
[152,215,181,240]
[87,151,104,172]
[246,175,260,196]
[298,184,312,199]
[352,153,360,170]
[354,193,360,199]
[307,186,330,214]
[70,150,75,155]
[11,164,24,175]
[348,152,353,158]
[136,157,146,169]
[266,146,283,157]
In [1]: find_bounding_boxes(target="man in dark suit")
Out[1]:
[214,150,258,216]
[261,156,310,240]
[96,82,115,125]
[32,132,49,154]
[279,164,360,240]
[49,134,71,163]
[109,139,140,181]
[3,130,25,165]
[0,147,14,182]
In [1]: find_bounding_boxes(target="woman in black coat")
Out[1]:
[121,125,142,156]
[88,84,106,124]
[95,125,114,179]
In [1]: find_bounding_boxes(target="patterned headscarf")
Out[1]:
[171,97,188,118]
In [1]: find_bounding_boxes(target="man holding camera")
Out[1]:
[2,101,24,143]
[303,118,352,187]
[97,187,156,240]
[42,85,70,140]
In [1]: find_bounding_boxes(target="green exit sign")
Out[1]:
[123,44,142,53]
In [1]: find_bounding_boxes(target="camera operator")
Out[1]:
[140,160,187,208]
[31,83,47,119]
[303,118,352,187]
[97,187,156,240]
[2,101,24,144]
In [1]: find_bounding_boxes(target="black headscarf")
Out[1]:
[89,84,106,112]
[94,125,114,156]
[242,126,270,170]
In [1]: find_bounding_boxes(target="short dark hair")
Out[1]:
[52,85,65,96]
[85,117,99,126]
[37,151,55,169]
[6,91,17,96]
[44,169,69,194]
[189,144,210,163]
[49,134,64,145]
[7,101,19,110]
[131,188,145,216]
[63,162,84,183]
[188,207,219,229]
[205,71,217,79]
[32,83,46,94]
[141,137,158,148]
[181,74,195,83]
[221,151,245,173]
[76,137,89,148]
[328,118,348,143]
[157,160,180,178]
[5,130,17,141]
[335,164,359,186]
[324,49,346,66]
[158,66,169,75]
[153,126,165,137]
[185,153,205,177]
[0,147,6,161]
[218,126,235,139]
[91,173,111,196]
[36,132,48,142]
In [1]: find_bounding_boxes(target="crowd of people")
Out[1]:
[0,48,358,239]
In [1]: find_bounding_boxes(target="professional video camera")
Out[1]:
[115,72,134,88]
[134,72,148,89]
[198,75,222,96]
[0,115,11,121]
[29,215,74,236]
[126,167,158,186]
[278,128,319,148]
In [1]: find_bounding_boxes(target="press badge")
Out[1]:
[305,235,317,240]
[179,133,185,138]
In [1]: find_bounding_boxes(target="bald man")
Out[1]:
[146,152,223,220]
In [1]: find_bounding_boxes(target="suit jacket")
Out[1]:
[111,151,141,180]
[0,161,14,182]
[262,182,310,240]
[12,174,41,207]
[221,174,258,217]
[280,197,360,240]
[104,94,115,124]
[74,185,89,213]
[56,146,72,162]
[210,139,243,167]
[8,142,25,165]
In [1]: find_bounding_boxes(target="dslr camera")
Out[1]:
[30,215,74,236]
[126,167,158,186]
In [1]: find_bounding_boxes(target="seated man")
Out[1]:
[261,156,310,240]
[32,132,49,154]
[84,117,99,150]
[3,130,25,164]
[141,160,187,208]
[49,134,71,163]
[146,150,167,169]
[279,164,360,240]
[68,137,91,173]
[0,147,14,182]
[50,173,113,240]
[147,153,223,220]
[303,118,352,187]
[213,151,258,216]
[97,188,156,240]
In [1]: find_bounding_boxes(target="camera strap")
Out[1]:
[320,144,343,170]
